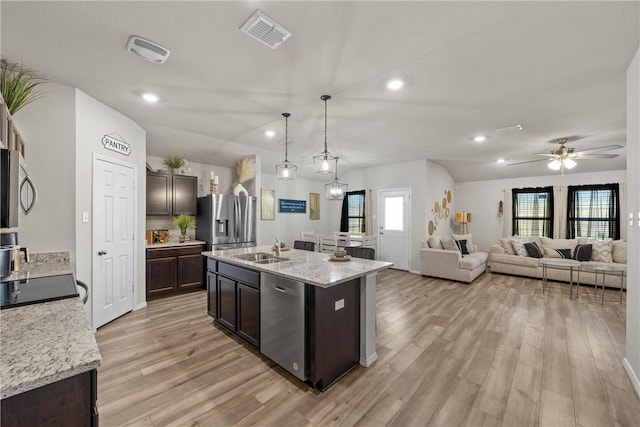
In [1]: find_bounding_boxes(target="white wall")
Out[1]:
[146,155,234,197]
[456,170,627,252]
[75,90,147,316]
[335,159,454,273]
[14,83,77,258]
[625,47,640,397]
[258,174,330,247]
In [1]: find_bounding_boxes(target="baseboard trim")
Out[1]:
[623,357,640,399]
[135,301,147,311]
[409,269,421,275]
[359,352,378,367]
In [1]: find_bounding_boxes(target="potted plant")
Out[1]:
[0,58,46,115]
[173,214,196,242]
[163,156,185,174]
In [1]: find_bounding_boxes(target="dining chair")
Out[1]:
[300,231,316,242]
[317,234,337,254]
[348,232,364,246]
[346,246,375,260]
[293,240,315,252]
[335,231,350,248]
[361,235,378,251]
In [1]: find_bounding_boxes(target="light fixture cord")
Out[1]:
[285,114,289,162]
[323,97,328,154]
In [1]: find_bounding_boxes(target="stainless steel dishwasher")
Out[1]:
[260,272,307,381]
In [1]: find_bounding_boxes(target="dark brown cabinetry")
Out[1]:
[146,244,204,299]
[207,261,260,348]
[1,369,97,427]
[146,172,197,216]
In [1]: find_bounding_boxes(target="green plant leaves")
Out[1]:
[1,58,46,114]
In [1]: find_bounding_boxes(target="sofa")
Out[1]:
[490,237,627,288]
[420,234,488,283]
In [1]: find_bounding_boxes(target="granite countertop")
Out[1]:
[204,245,393,288]
[0,251,102,399]
[147,240,206,249]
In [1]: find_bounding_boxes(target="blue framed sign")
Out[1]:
[279,199,306,213]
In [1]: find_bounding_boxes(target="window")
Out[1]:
[340,190,366,232]
[512,187,554,237]
[567,184,619,239]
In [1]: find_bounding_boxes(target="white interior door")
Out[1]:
[378,189,410,270]
[93,156,135,328]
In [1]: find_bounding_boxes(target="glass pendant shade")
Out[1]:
[563,158,577,169]
[324,158,348,200]
[276,112,296,180]
[314,95,337,174]
[548,159,562,171]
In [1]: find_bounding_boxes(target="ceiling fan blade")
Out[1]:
[508,158,548,166]
[574,154,619,159]
[535,153,556,157]
[574,144,623,154]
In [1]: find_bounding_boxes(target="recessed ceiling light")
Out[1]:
[386,78,404,90]
[265,130,276,138]
[141,92,159,103]
[474,135,487,143]
[496,158,506,164]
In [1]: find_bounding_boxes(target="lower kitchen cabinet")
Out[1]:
[146,244,204,299]
[207,261,260,348]
[1,369,98,427]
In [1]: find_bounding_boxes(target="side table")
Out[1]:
[580,264,626,304]
[539,258,581,299]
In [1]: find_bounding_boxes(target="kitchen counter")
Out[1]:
[204,246,392,370]
[0,251,101,400]
[147,240,206,249]
[203,245,392,288]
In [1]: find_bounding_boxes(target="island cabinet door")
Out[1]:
[308,279,360,391]
[217,276,236,330]
[237,283,260,348]
[207,271,217,318]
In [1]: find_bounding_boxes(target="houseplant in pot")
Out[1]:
[173,214,196,243]
[0,58,46,115]
[162,156,184,174]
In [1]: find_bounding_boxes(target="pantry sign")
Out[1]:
[102,133,131,156]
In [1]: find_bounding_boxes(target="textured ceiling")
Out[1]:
[2,1,638,182]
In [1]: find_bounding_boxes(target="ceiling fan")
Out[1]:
[508,137,623,174]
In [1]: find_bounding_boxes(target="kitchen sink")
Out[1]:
[254,257,290,264]
[232,252,275,261]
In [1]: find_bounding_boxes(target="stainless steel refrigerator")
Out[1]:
[196,194,257,250]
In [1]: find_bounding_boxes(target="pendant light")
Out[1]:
[313,95,337,174]
[325,157,348,200]
[276,112,296,180]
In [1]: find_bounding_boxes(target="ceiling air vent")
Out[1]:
[126,36,170,64]
[240,10,292,49]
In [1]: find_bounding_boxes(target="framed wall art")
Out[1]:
[309,193,320,220]
[261,188,275,220]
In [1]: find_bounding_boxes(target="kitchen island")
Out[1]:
[203,246,392,391]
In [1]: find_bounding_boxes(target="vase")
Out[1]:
[233,183,248,196]
[179,232,186,243]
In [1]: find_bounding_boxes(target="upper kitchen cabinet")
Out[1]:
[146,172,197,216]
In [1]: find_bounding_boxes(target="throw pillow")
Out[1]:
[544,248,561,258]
[510,239,528,257]
[612,240,627,264]
[441,235,458,251]
[573,244,592,261]
[555,248,572,259]
[588,238,613,263]
[524,242,543,258]
[455,239,469,255]
[452,233,474,253]
[500,238,517,255]
[428,235,442,249]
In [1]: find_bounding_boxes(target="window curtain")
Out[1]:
[503,189,513,237]
[566,183,620,239]
[365,189,373,234]
[619,182,627,240]
[553,185,567,239]
[340,190,366,232]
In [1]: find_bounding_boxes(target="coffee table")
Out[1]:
[580,264,626,304]
[539,258,581,299]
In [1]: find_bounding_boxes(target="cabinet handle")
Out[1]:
[275,285,286,293]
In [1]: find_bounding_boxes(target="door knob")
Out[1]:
[98,250,107,256]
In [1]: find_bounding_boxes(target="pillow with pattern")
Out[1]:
[441,235,458,251]
[555,248,572,259]
[455,239,469,256]
[573,244,592,261]
[510,239,529,257]
[579,238,613,262]
[524,242,543,258]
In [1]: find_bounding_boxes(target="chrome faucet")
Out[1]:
[273,236,281,257]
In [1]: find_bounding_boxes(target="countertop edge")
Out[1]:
[147,240,206,249]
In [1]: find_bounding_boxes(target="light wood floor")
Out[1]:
[95,270,640,427]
